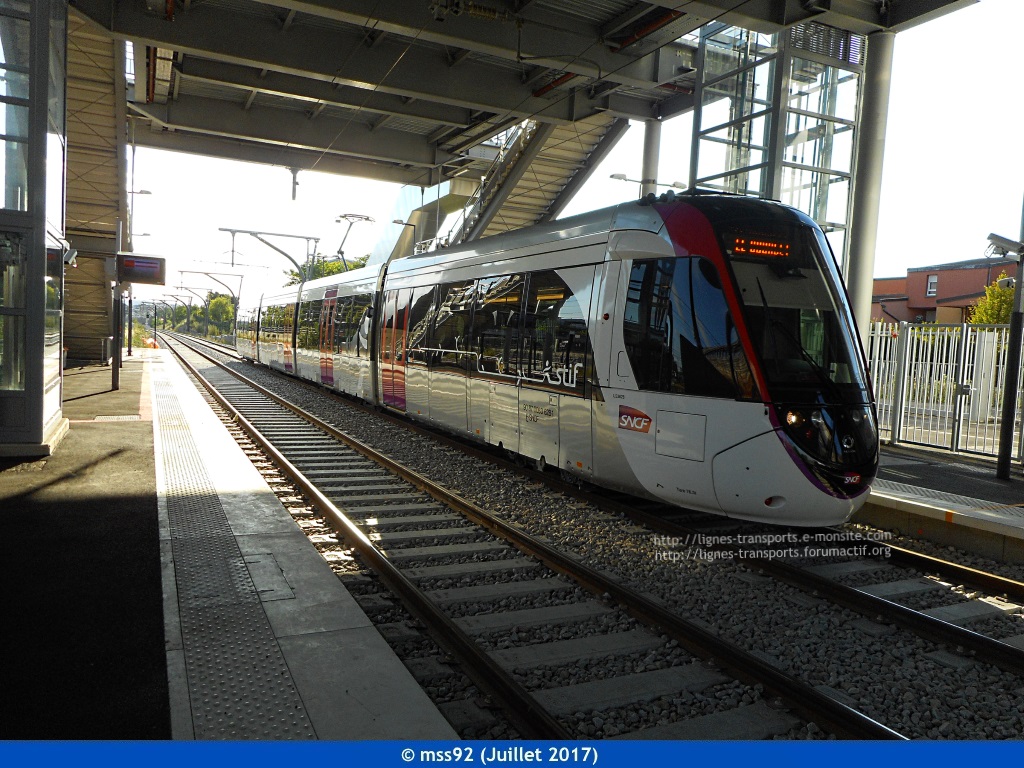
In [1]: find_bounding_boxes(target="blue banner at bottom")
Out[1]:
[3,741,1024,768]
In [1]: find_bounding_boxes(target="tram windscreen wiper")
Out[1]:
[754,277,840,400]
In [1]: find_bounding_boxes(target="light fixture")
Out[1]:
[987,233,1023,257]
[610,173,686,190]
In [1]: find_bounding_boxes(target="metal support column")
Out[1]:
[847,31,895,345]
[996,199,1024,479]
[889,321,910,446]
[641,119,662,197]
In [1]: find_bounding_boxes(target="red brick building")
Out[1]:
[871,257,1018,323]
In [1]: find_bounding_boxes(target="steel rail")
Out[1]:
[614,505,1024,678]
[163,332,905,741]
[162,334,571,740]
[852,533,1024,604]
[169,330,1024,607]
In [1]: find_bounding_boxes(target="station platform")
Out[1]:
[2,350,1024,739]
[0,349,456,740]
[862,447,1024,564]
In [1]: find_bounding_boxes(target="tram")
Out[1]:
[237,193,878,525]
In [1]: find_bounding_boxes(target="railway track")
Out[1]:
[161,332,903,740]
[166,332,1024,738]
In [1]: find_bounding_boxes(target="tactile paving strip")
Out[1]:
[875,479,1024,519]
[156,379,315,739]
[875,479,993,509]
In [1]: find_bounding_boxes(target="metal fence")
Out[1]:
[867,322,1024,461]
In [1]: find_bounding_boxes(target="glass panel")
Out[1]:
[783,113,854,174]
[779,166,850,228]
[520,270,591,396]
[379,291,397,362]
[622,258,752,399]
[46,130,65,235]
[698,122,767,174]
[723,222,869,404]
[700,165,765,196]
[354,294,372,357]
[701,27,777,81]
[431,281,474,373]
[2,122,29,211]
[49,0,66,135]
[1,11,30,211]
[0,62,28,101]
[470,274,524,378]
[406,285,436,365]
[0,230,25,308]
[0,312,25,390]
[700,62,774,126]
[44,305,60,382]
[788,60,859,123]
[0,2,31,15]
[823,228,846,268]
[297,299,321,351]
[45,246,61,381]
[337,297,355,355]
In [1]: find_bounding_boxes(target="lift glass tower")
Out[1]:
[0,0,68,454]
[689,21,865,269]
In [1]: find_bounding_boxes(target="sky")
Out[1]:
[130,0,1024,304]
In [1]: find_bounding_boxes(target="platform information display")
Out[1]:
[117,253,166,285]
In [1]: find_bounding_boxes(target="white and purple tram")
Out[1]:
[237,194,877,525]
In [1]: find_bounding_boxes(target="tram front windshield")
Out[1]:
[722,224,870,407]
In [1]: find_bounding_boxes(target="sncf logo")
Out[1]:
[618,406,653,433]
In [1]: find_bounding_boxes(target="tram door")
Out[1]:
[319,289,337,386]
[380,288,409,410]
[283,304,295,373]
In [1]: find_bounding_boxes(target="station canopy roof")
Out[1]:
[70,0,971,188]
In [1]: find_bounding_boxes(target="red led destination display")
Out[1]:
[732,237,792,259]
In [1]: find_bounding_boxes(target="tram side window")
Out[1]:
[337,295,371,357]
[319,300,333,352]
[284,305,296,346]
[520,270,592,396]
[297,300,321,351]
[260,305,282,343]
[406,286,437,365]
[331,297,350,355]
[470,274,524,377]
[380,290,398,362]
[431,281,474,373]
[353,294,373,358]
[623,258,754,399]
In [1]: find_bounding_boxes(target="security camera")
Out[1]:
[998,277,1016,290]
[63,248,77,267]
[987,233,1023,255]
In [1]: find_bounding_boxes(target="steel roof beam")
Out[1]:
[129,94,454,168]
[639,0,972,34]
[71,1,654,124]
[176,58,475,128]
[244,0,690,90]
[126,124,434,185]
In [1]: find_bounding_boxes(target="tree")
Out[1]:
[970,272,1014,324]
[208,295,235,334]
[283,253,370,285]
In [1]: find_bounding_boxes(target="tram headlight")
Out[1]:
[776,404,875,467]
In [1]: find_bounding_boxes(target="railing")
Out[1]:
[868,322,1024,461]
[446,120,534,246]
